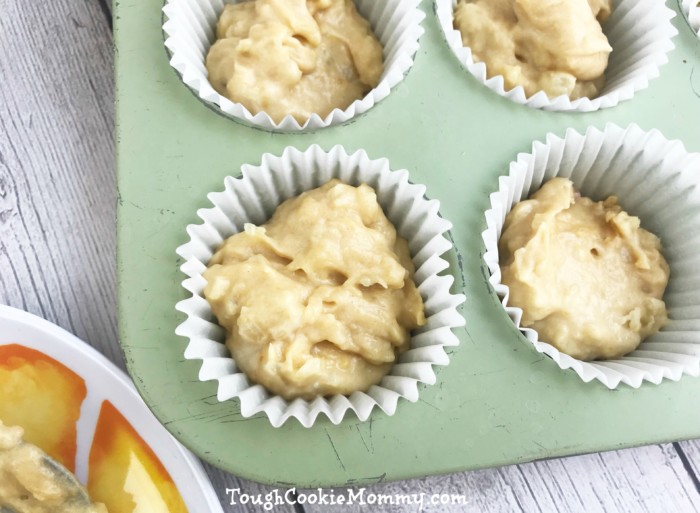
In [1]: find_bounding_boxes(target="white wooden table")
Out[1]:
[1,1,700,511]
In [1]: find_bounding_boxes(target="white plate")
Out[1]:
[0,304,223,513]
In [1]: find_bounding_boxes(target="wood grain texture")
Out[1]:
[0,1,294,511]
[98,0,112,15]
[303,444,700,513]
[1,1,700,512]
[0,0,119,365]
[678,441,700,495]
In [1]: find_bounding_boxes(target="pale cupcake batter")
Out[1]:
[499,178,669,361]
[204,180,426,400]
[0,421,107,513]
[454,0,613,99]
[206,0,384,123]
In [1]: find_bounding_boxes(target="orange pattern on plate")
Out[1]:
[0,343,86,471]
[87,400,188,513]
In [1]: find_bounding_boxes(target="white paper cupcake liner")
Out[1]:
[682,0,700,36]
[436,0,678,111]
[175,145,466,427]
[482,123,700,389]
[162,0,424,132]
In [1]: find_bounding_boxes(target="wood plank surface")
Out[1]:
[679,441,700,495]
[302,444,700,513]
[1,1,700,512]
[0,1,294,511]
[0,0,119,364]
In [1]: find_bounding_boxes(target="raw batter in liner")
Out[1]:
[206,0,384,123]
[454,0,613,99]
[204,180,426,400]
[499,178,669,361]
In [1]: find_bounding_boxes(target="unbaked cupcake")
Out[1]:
[436,0,678,111]
[176,145,465,427]
[482,123,700,388]
[163,0,425,131]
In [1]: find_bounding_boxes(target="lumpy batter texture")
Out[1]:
[499,178,669,361]
[454,0,612,99]
[204,180,426,400]
[206,0,384,123]
[0,421,107,513]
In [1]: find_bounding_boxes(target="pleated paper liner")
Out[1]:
[682,0,700,36]
[482,123,700,388]
[175,145,466,426]
[436,0,678,111]
[162,0,425,131]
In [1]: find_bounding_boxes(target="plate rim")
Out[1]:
[0,304,224,513]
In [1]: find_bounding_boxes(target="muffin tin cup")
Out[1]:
[175,144,466,427]
[682,0,700,36]
[436,0,678,112]
[482,123,700,389]
[162,0,425,132]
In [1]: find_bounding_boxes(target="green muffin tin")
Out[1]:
[116,0,700,487]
